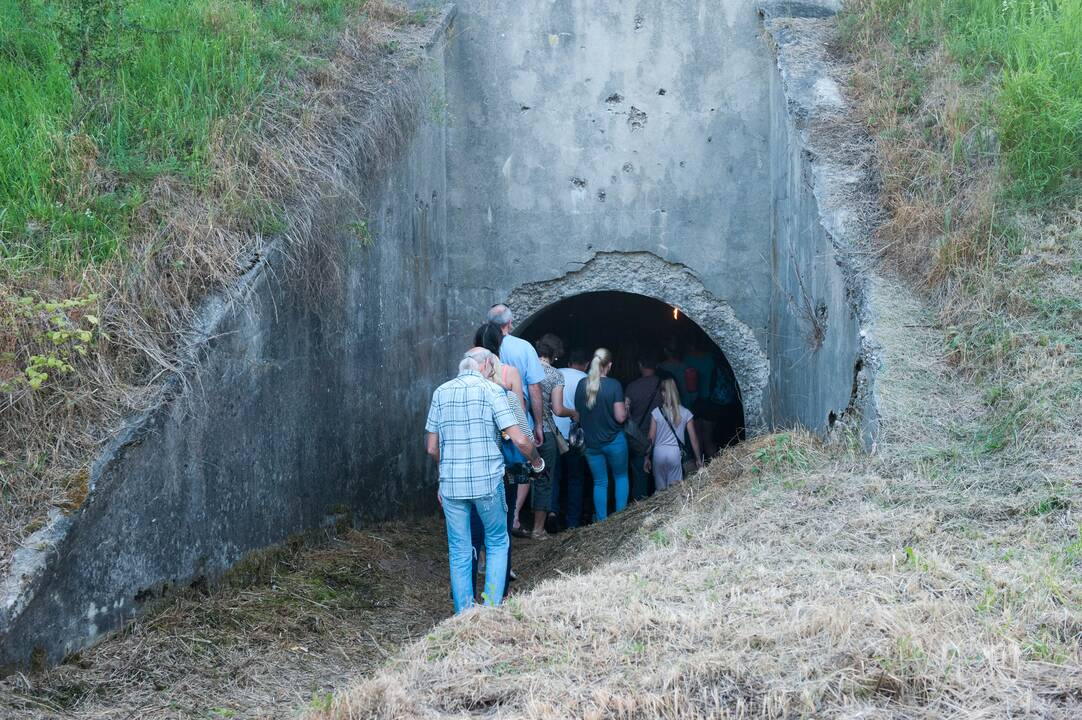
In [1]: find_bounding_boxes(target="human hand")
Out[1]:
[644,458,652,473]
[534,426,544,446]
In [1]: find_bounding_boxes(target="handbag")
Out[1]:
[625,378,662,456]
[568,422,585,451]
[500,433,531,485]
[554,430,570,455]
[541,398,571,455]
[661,410,691,465]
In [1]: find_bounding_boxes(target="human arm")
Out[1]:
[552,385,576,420]
[613,400,627,424]
[490,384,543,470]
[644,417,657,472]
[505,424,543,469]
[687,418,704,469]
[426,431,441,505]
[425,431,439,464]
[529,383,544,445]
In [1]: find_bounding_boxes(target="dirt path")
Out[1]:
[0,491,671,720]
[0,519,454,719]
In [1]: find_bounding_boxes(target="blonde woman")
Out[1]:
[645,377,703,489]
[573,348,628,520]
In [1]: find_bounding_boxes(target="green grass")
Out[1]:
[0,0,366,272]
[847,0,1082,204]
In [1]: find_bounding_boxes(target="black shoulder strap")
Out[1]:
[638,377,662,429]
[660,408,688,452]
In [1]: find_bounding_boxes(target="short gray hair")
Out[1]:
[487,304,513,326]
[459,347,493,374]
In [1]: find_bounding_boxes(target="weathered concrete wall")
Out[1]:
[441,0,778,355]
[761,2,879,439]
[442,0,875,435]
[0,16,455,672]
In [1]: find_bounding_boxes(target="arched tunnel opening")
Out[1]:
[511,291,746,521]
[516,291,745,450]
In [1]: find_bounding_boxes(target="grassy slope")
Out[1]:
[312,3,1082,717]
[0,1,430,576]
[315,281,1081,718]
[0,0,367,270]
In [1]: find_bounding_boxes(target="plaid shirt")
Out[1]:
[425,370,518,499]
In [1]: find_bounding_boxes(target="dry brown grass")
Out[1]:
[310,277,1080,720]
[0,520,454,719]
[0,2,438,576]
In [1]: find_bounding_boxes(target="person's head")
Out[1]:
[535,333,564,364]
[663,339,681,360]
[584,348,614,409]
[660,376,681,425]
[567,348,590,370]
[460,347,495,377]
[637,348,659,376]
[487,304,514,334]
[474,321,504,356]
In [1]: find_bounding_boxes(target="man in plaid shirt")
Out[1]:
[426,347,542,612]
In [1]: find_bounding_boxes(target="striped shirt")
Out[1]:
[425,370,518,499]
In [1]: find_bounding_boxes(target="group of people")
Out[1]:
[424,304,740,613]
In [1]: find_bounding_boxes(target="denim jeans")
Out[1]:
[584,432,629,521]
[441,484,509,613]
[561,447,586,527]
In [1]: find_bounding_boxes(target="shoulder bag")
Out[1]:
[661,409,691,465]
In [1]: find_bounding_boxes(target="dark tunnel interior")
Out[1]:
[516,291,745,450]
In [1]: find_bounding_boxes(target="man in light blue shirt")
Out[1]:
[487,304,545,447]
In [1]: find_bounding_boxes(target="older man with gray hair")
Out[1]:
[487,304,545,447]
[425,347,542,612]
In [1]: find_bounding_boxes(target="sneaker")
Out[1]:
[509,569,519,582]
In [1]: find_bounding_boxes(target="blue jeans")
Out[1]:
[584,432,629,521]
[441,484,509,613]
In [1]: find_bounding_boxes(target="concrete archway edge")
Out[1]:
[505,252,769,436]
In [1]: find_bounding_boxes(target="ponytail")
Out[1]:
[660,377,682,426]
[584,348,612,409]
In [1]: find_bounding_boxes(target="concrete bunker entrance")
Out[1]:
[515,291,746,449]
[505,252,770,436]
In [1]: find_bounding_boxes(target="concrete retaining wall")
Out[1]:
[0,14,456,672]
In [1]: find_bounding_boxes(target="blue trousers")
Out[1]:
[584,432,629,521]
[559,448,587,528]
[441,484,508,613]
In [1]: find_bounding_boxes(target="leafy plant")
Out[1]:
[2,293,101,391]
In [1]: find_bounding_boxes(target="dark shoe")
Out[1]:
[511,526,531,539]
